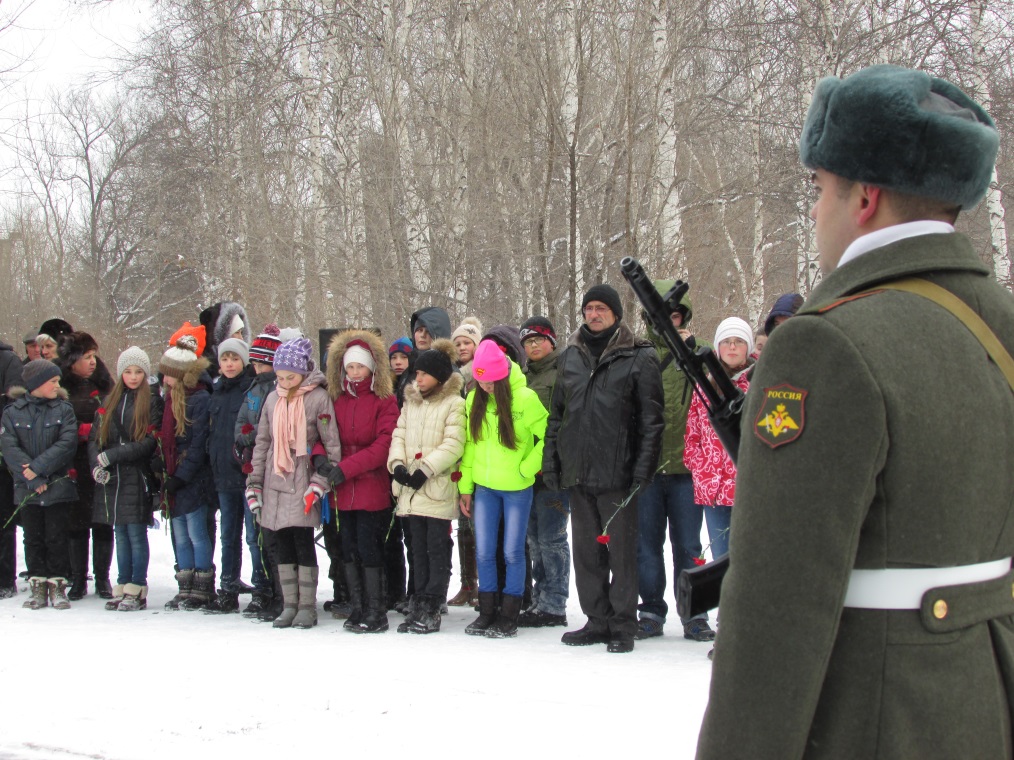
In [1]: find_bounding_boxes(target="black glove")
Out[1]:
[542,472,561,492]
[165,476,185,495]
[328,465,346,488]
[312,454,334,479]
[406,469,429,490]
[392,465,411,486]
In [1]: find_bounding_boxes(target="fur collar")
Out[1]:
[8,386,69,401]
[403,368,464,405]
[325,329,394,400]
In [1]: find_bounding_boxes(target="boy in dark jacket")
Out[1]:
[0,360,79,609]
[234,324,282,617]
[208,338,255,611]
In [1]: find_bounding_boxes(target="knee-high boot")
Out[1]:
[448,520,477,606]
[67,535,89,601]
[92,534,114,599]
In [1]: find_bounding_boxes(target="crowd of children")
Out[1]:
[0,293,793,646]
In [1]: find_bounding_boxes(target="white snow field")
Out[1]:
[0,523,714,760]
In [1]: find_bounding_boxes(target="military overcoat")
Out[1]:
[697,232,1014,759]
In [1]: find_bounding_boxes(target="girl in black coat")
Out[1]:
[56,331,115,600]
[89,347,163,611]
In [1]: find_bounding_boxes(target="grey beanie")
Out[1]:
[23,359,61,393]
[217,338,250,367]
[117,346,152,378]
[800,65,999,208]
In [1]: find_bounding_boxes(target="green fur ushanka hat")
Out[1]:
[800,64,999,209]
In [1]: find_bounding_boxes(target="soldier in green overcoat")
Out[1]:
[697,65,1014,759]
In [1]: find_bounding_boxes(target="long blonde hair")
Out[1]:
[98,379,152,447]
[168,381,189,437]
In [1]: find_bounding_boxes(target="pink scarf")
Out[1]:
[272,384,315,476]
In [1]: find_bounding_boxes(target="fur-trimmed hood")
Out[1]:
[325,329,394,400]
[213,302,251,347]
[404,339,463,404]
[7,386,69,402]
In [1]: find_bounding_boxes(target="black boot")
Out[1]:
[409,595,442,634]
[465,591,498,636]
[487,593,523,638]
[396,595,419,633]
[92,536,114,599]
[351,567,388,633]
[67,536,89,601]
[323,560,350,613]
[342,562,365,630]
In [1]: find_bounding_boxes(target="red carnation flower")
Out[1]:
[241,424,254,435]
[317,414,331,423]
[414,452,422,460]
[68,468,78,480]
[147,424,158,433]
[89,390,99,398]
[450,471,462,483]
[242,462,254,474]
[692,556,707,566]
[596,534,610,545]
[96,407,106,416]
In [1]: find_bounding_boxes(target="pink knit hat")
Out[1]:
[472,339,510,382]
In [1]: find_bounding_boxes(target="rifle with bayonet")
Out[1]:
[620,256,744,618]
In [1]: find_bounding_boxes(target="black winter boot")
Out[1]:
[351,567,388,633]
[465,591,498,636]
[396,595,419,633]
[409,595,442,634]
[92,536,114,599]
[487,593,523,638]
[342,562,364,630]
[67,536,89,600]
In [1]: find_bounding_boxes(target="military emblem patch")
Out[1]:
[754,384,807,449]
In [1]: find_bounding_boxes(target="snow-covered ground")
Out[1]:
[0,524,714,760]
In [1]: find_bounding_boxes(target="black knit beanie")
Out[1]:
[582,284,623,320]
[414,348,454,384]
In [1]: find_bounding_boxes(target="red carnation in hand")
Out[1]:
[96,407,106,416]
[77,423,92,442]
[414,452,422,460]
[241,424,254,435]
[89,390,99,398]
[596,534,610,545]
[147,424,158,433]
[692,556,707,566]
[317,414,331,424]
[450,471,462,483]
[68,468,78,480]
[242,462,254,474]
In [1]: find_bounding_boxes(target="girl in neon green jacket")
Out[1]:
[459,340,548,638]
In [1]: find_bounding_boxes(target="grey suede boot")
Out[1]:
[23,577,48,610]
[291,566,319,629]
[272,564,299,628]
[47,578,71,610]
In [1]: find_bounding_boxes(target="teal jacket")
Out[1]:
[459,361,548,494]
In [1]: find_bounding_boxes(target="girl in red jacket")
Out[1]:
[315,330,400,634]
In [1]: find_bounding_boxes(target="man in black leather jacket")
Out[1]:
[542,283,664,653]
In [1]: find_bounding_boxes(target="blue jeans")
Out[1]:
[703,505,732,559]
[527,485,571,615]
[245,505,269,590]
[473,485,532,597]
[218,491,245,585]
[637,474,707,624]
[172,506,212,571]
[114,523,150,586]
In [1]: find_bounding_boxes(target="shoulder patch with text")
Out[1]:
[754,384,807,449]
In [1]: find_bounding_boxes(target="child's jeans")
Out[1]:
[172,505,212,571]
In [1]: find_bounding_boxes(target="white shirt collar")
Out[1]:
[837,221,955,270]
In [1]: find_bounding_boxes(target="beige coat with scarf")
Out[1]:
[249,368,342,530]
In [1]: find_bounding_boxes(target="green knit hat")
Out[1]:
[800,65,998,209]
